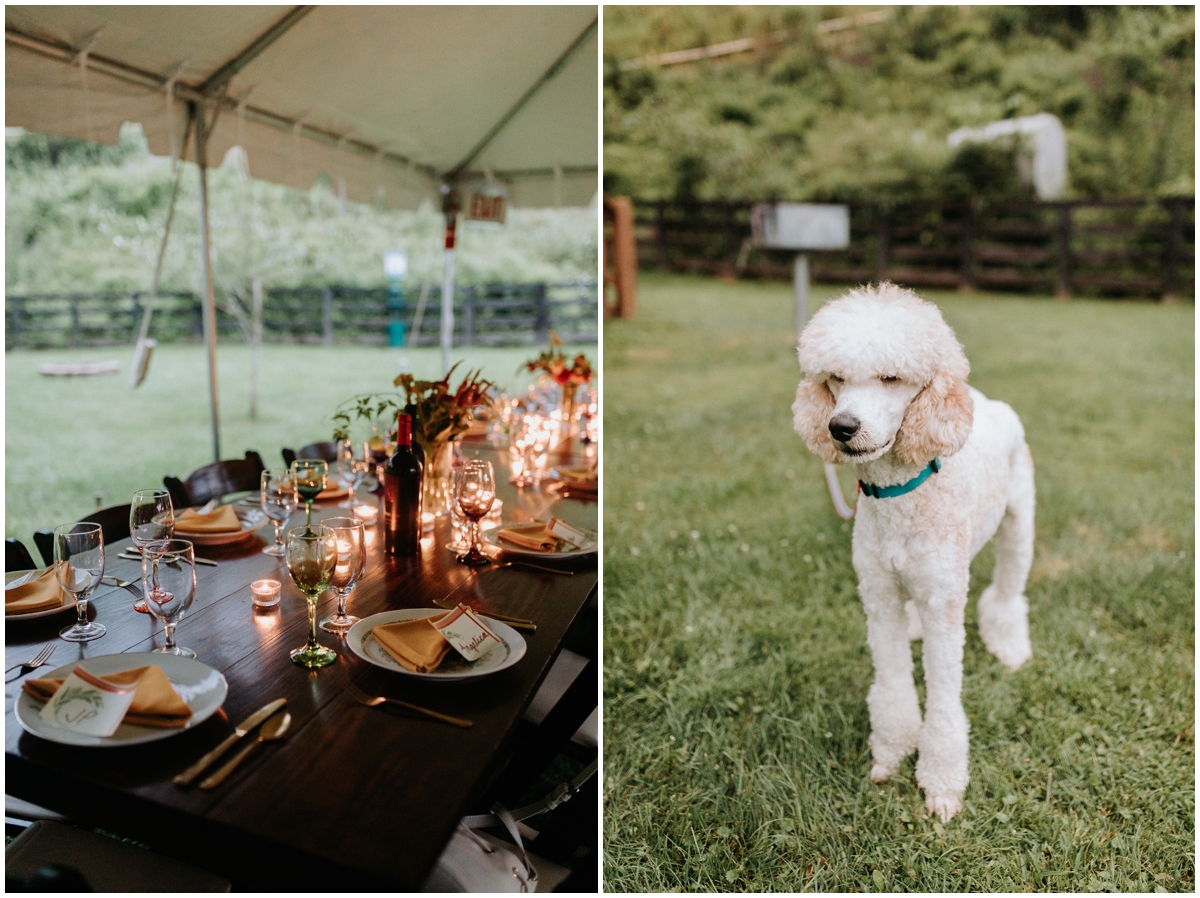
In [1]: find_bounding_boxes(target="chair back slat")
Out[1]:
[281,441,339,469]
[164,451,266,508]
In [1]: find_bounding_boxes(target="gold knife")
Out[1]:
[174,698,287,786]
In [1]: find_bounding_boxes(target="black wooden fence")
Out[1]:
[634,197,1195,299]
[5,281,598,350]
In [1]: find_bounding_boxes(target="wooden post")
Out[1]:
[1163,197,1183,301]
[1055,203,1072,298]
[11,296,20,349]
[250,278,262,420]
[70,295,80,347]
[875,210,889,283]
[534,282,550,343]
[603,196,637,318]
[958,200,975,292]
[463,286,475,347]
[655,199,667,270]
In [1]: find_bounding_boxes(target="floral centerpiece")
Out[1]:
[332,364,495,515]
[523,334,594,439]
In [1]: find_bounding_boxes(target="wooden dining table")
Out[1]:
[4,442,598,890]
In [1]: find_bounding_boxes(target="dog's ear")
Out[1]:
[792,377,841,464]
[893,371,973,464]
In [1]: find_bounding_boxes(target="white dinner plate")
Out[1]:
[14,652,228,747]
[4,569,75,621]
[175,507,269,546]
[482,524,597,558]
[347,609,526,681]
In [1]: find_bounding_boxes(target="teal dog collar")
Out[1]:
[859,458,941,499]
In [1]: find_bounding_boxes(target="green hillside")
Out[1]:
[603,5,1194,203]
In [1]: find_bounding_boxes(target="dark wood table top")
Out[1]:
[5,443,597,890]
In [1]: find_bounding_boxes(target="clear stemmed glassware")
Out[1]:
[260,470,297,556]
[336,439,367,508]
[54,523,106,642]
[290,459,328,534]
[129,488,174,613]
[320,516,365,633]
[285,525,339,668]
[141,539,196,658]
[447,466,472,554]
[455,460,496,566]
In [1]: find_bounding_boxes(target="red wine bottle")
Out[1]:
[383,412,423,555]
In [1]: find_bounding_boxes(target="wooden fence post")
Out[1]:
[1164,197,1183,301]
[875,210,889,283]
[655,199,668,270]
[958,200,975,292]
[322,286,334,345]
[1055,204,1072,298]
[70,295,81,347]
[534,283,550,343]
[603,196,637,318]
[10,295,21,349]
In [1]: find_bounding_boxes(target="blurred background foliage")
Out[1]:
[603,5,1194,203]
[6,124,598,295]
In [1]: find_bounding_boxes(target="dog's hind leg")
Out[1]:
[978,442,1035,671]
[861,571,922,784]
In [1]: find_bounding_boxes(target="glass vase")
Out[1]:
[421,436,455,516]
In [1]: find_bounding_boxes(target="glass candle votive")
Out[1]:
[251,578,281,608]
[353,504,378,524]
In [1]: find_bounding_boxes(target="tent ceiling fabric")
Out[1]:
[5,5,598,208]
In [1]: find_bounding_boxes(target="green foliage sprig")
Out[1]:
[331,363,496,453]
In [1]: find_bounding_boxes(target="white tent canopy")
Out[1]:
[6,6,598,460]
[6,5,598,206]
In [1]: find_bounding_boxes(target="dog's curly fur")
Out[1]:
[793,283,1035,822]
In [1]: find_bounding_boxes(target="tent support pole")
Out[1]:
[440,186,461,376]
[193,100,221,461]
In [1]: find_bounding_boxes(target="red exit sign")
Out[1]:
[466,192,506,224]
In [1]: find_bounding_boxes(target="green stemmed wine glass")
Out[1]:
[285,525,338,669]
[290,458,328,534]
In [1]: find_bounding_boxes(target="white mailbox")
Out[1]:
[751,203,850,251]
[750,203,850,335]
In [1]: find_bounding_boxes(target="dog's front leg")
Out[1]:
[858,564,922,784]
[911,573,970,822]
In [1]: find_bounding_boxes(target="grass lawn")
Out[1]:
[4,341,594,545]
[602,273,1193,892]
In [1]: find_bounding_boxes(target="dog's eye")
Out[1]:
[881,376,900,384]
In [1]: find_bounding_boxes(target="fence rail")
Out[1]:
[4,281,598,351]
[633,197,1195,299]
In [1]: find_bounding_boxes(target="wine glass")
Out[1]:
[320,516,365,633]
[141,539,196,658]
[260,470,297,556]
[54,523,105,642]
[129,488,174,613]
[290,459,328,533]
[285,525,338,668]
[336,439,367,508]
[455,460,495,566]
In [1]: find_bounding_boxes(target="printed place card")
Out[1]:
[39,666,138,737]
[547,517,589,547]
[431,604,502,663]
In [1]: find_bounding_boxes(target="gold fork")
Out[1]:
[344,678,472,728]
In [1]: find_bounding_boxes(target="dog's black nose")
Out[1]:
[829,414,860,442]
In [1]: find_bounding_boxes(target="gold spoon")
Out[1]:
[200,711,291,789]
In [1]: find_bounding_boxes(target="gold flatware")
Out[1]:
[490,560,573,576]
[200,710,291,789]
[102,575,135,588]
[175,698,287,786]
[344,678,472,728]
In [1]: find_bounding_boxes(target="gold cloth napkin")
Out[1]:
[176,505,241,533]
[372,615,452,672]
[5,568,69,614]
[497,523,560,552]
[24,665,192,728]
[557,466,598,491]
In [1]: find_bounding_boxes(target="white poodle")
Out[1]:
[792,282,1035,822]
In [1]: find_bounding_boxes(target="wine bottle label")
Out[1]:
[430,604,501,662]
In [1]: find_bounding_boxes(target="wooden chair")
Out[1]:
[163,451,265,509]
[6,538,38,572]
[281,441,339,469]
[33,504,132,567]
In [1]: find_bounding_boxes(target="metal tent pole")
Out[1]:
[440,185,461,376]
[193,100,221,461]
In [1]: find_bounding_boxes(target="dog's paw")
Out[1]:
[977,587,1031,671]
[870,763,893,784]
[925,793,962,822]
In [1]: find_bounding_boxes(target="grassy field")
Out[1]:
[4,341,594,544]
[602,273,1193,891]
